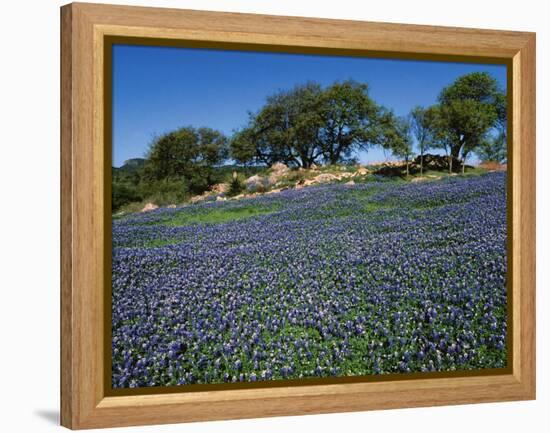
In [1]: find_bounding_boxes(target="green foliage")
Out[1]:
[409,106,435,174]
[144,126,228,193]
[231,82,324,168]
[111,162,270,213]
[112,160,190,212]
[316,80,383,164]
[111,126,229,211]
[389,117,415,176]
[227,174,245,197]
[112,182,143,211]
[431,72,505,161]
[409,106,432,150]
[478,131,507,163]
[230,127,262,167]
[439,72,501,105]
[230,80,400,168]
[139,177,190,206]
[284,170,307,183]
[494,92,508,132]
[389,117,414,159]
[112,161,146,212]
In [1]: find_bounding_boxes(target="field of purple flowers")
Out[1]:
[112,172,507,388]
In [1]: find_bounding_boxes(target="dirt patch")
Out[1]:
[478,161,507,171]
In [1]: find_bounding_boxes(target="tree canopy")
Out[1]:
[389,116,415,176]
[230,82,323,168]
[144,126,228,193]
[428,72,505,164]
[409,106,435,175]
[316,81,384,164]
[478,131,507,163]
[230,80,403,168]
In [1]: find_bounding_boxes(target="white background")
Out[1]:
[0,0,546,431]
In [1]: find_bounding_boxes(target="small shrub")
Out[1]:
[115,201,148,216]
[140,178,190,206]
[283,170,306,185]
[227,176,245,197]
[112,183,142,212]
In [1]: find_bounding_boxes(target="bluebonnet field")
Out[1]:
[112,172,507,388]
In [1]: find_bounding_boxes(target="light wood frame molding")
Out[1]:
[60,2,536,429]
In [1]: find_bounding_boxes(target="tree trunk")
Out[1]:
[420,151,423,176]
[330,147,340,165]
[328,145,335,166]
[451,145,461,160]
[405,158,410,177]
[448,155,453,174]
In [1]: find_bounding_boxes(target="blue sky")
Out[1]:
[112,44,506,167]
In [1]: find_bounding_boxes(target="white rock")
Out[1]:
[211,183,229,193]
[245,174,265,191]
[314,173,338,183]
[270,162,289,173]
[268,163,289,185]
[141,202,158,212]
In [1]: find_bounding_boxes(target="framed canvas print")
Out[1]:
[60,2,536,429]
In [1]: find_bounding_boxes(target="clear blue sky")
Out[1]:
[112,44,506,167]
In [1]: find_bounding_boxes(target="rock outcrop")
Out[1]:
[141,202,158,212]
[245,174,266,192]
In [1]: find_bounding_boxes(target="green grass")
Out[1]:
[411,167,488,179]
[163,204,279,227]
[460,167,491,177]
[143,238,181,247]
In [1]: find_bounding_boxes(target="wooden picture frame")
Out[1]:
[60,2,536,429]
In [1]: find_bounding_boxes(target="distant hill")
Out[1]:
[114,158,146,172]
[112,158,146,186]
